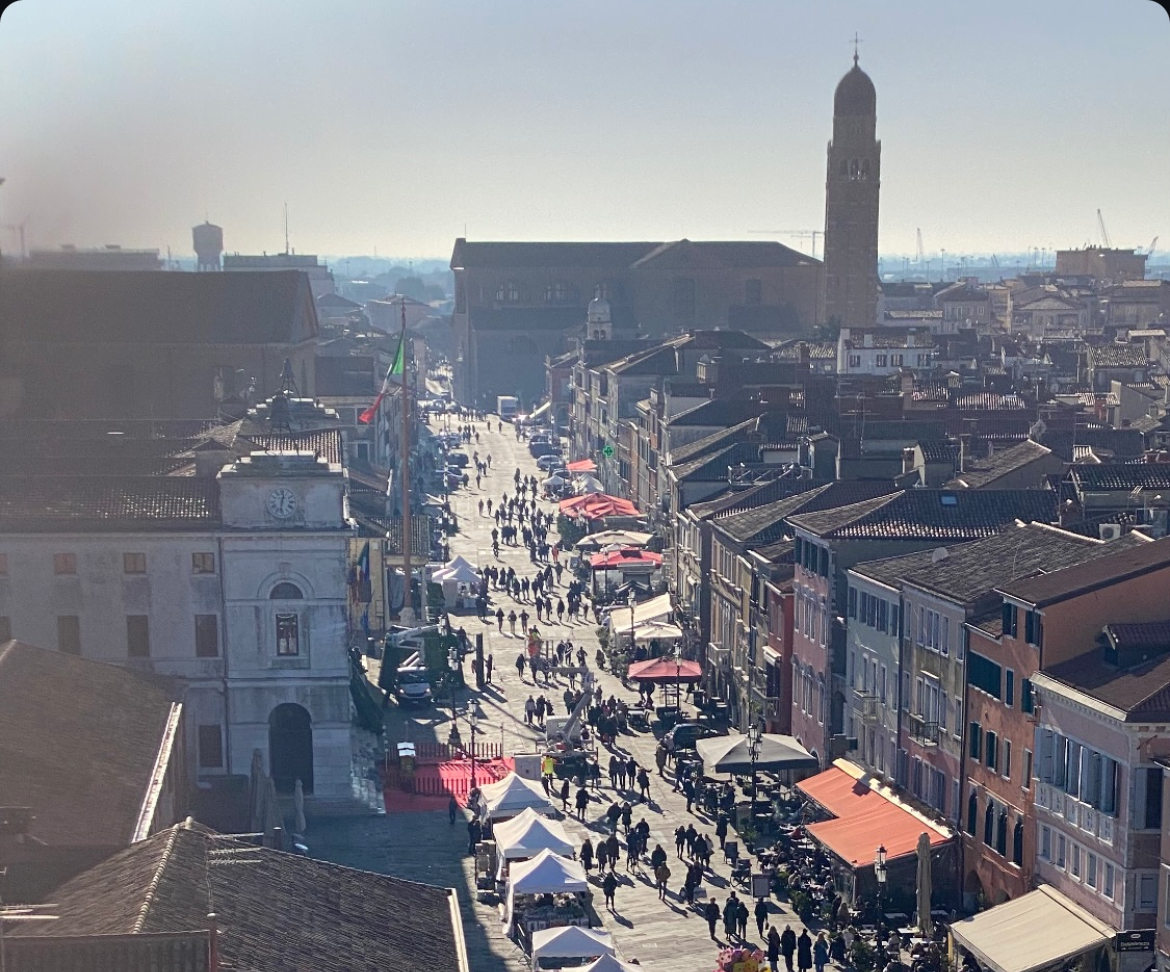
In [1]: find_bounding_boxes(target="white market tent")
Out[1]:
[543,474,568,488]
[576,530,654,552]
[477,772,554,822]
[433,555,480,584]
[504,849,588,930]
[493,807,576,864]
[575,474,605,494]
[606,592,673,638]
[531,926,614,967]
[949,886,1113,972]
[581,955,644,972]
[630,619,685,643]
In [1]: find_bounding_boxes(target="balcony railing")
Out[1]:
[906,712,940,746]
[852,689,879,722]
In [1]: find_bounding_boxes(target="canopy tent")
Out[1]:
[581,956,644,972]
[797,763,952,867]
[575,474,606,494]
[949,886,1113,972]
[531,926,614,966]
[589,548,663,570]
[696,732,819,773]
[559,493,639,521]
[606,593,673,634]
[434,560,481,586]
[543,474,568,488]
[629,620,685,643]
[565,458,597,473]
[576,530,654,551]
[627,657,702,683]
[504,849,589,930]
[476,772,554,821]
[493,808,576,863]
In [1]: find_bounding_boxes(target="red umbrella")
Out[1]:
[626,658,702,683]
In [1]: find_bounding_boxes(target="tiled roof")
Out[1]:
[1103,621,1170,653]
[629,240,812,270]
[245,429,344,465]
[666,399,772,428]
[840,329,933,350]
[668,418,757,465]
[715,481,893,546]
[918,440,960,462]
[790,489,1059,541]
[1041,428,1146,462]
[1088,345,1149,368]
[0,270,316,345]
[0,477,221,532]
[15,821,467,972]
[686,477,823,521]
[1069,464,1170,492]
[451,239,658,269]
[773,341,837,360]
[999,535,1170,606]
[0,641,179,847]
[1041,648,1170,721]
[947,440,1055,489]
[951,392,1027,410]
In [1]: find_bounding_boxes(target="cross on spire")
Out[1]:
[852,32,862,66]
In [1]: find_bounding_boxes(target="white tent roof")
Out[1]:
[477,772,554,820]
[577,530,654,551]
[543,474,568,487]
[575,474,605,494]
[949,886,1112,972]
[630,619,684,642]
[531,926,614,964]
[492,807,576,861]
[435,562,480,585]
[509,849,588,894]
[606,592,673,633]
[581,955,644,972]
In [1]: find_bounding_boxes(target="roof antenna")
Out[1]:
[284,202,290,256]
[852,32,862,66]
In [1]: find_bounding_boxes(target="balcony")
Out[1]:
[852,689,879,723]
[906,712,940,746]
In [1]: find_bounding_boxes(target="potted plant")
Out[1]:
[738,823,759,853]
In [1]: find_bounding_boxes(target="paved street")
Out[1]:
[316,414,814,972]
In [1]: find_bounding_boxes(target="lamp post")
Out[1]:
[875,843,888,919]
[747,720,762,804]
[448,647,460,711]
[628,587,637,664]
[674,641,682,715]
[469,707,480,791]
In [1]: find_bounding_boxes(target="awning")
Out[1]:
[529,401,552,419]
[629,620,685,643]
[797,763,952,866]
[949,886,1113,972]
[697,732,819,773]
[627,657,702,683]
[566,459,597,473]
[606,592,673,632]
[589,548,663,570]
[531,926,614,965]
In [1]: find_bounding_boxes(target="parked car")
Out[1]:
[536,454,566,472]
[446,451,470,467]
[394,667,433,707]
[664,722,725,751]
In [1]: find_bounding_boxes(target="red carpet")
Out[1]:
[383,756,515,813]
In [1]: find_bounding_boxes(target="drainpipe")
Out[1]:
[217,536,232,775]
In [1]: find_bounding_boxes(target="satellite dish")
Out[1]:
[931,547,949,563]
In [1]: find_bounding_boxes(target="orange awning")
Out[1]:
[797,766,950,867]
[566,459,597,473]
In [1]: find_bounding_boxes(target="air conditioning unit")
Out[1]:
[1099,523,1122,541]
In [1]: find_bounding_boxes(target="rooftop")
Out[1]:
[947,439,1055,489]
[0,476,221,532]
[1040,644,1170,721]
[715,482,893,546]
[999,535,1170,606]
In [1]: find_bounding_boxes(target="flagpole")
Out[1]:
[399,296,416,626]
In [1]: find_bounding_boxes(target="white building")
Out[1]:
[0,451,354,799]
[836,326,934,375]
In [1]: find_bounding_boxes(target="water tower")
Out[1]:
[193,221,223,271]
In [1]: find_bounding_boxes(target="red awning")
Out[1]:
[589,548,663,569]
[565,459,597,473]
[797,766,951,867]
[627,658,702,683]
[558,494,639,520]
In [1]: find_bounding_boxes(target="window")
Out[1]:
[1040,825,1051,860]
[875,354,888,367]
[0,617,10,642]
[53,553,77,575]
[270,582,304,600]
[1003,739,1012,781]
[984,801,995,845]
[192,552,216,574]
[1144,768,1164,829]
[126,616,150,658]
[745,279,762,305]
[1057,834,1066,868]
[967,792,978,835]
[495,281,521,303]
[276,613,300,656]
[195,615,219,658]
[545,281,577,304]
[848,354,862,368]
[198,725,224,769]
[1002,602,1019,638]
[1024,610,1043,646]
[1105,863,1115,898]
[1072,844,1081,879]
[1088,853,1098,889]
[969,722,982,760]
[986,731,998,772]
[1005,669,1015,707]
[57,615,80,654]
[123,552,147,574]
[1023,749,1033,790]
[996,810,1008,857]
[968,651,1003,699]
[1140,873,1158,912]
[1021,678,1035,713]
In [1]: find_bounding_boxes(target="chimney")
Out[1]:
[208,913,220,972]
[798,342,810,369]
[959,434,972,473]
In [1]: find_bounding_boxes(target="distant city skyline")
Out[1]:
[0,0,1167,261]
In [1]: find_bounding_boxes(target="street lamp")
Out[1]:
[469,707,480,791]
[448,647,460,710]
[628,586,637,661]
[747,720,762,804]
[875,843,888,918]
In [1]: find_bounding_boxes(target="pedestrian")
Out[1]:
[797,929,813,972]
[813,933,829,972]
[781,925,797,972]
[596,839,609,873]
[448,795,459,825]
[683,776,696,813]
[497,608,505,633]
[716,813,729,850]
[626,756,638,787]
[685,823,697,857]
[705,898,721,941]
[655,861,671,899]
[508,610,517,635]
[560,777,570,812]
[575,785,589,819]
[602,871,617,911]
[755,897,770,939]
[675,825,687,857]
[524,695,536,726]
[655,743,668,777]
[606,802,621,834]
[605,834,620,872]
[609,754,621,788]
[723,894,739,940]
[737,897,749,940]
[581,837,594,874]
[637,767,651,803]
[485,653,494,682]
[830,932,847,965]
[620,801,632,834]
[467,817,482,855]
[767,927,783,972]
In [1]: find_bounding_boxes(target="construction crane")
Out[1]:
[747,229,822,257]
[990,254,1000,268]
[1148,236,1159,260]
[1097,209,1112,249]
[915,228,924,266]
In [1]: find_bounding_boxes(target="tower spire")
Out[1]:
[852,32,862,66]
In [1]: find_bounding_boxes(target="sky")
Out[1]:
[0,0,1167,262]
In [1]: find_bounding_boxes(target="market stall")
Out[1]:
[580,956,643,972]
[530,926,615,969]
[504,849,591,945]
[476,772,555,823]
[493,808,577,881]
[589,548,662,597]
[432,556,481,609]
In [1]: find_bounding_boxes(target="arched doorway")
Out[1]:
[963,869,985,913]
[269,703,313,793]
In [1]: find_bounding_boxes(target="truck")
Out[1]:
[496,396,519,420]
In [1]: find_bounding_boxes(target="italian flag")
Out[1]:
[359,335,405,424]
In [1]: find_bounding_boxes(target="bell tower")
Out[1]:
[822,46,880,328]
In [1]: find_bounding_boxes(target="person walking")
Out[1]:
[620,801,633,834]
[813,933,829,972]
[674,825,687,857]
[485,653,493,683]
[605,833,620,873]
[705,898,721,941]
[716,813,729,851]
[637,767,651,803]
[754,897,770,938]
[560,777,571,812]
[655,742,668,777]
[596,839,609,874]
[606,802,621,834]
[683,776,696,813]
[737,897,749,940]
[684,823,698,857]
[508,610,517,635]
[780,926,797,972]
[580,837,594,874]
[654,861,671,900]
[467,817,482,856]
[602,871,617,912]
[796,929,813,972]
[575,785,589,819]
[524,695,536,726]
[723,894,739,941]
[767,927,783,972]
[448,795,459,826]
[497,608,505,633]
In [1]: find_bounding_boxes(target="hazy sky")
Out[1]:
[1,0,1167,262]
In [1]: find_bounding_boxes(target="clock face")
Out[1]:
[266,487,297,519]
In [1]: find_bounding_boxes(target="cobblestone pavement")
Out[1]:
[312,415,815,972]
